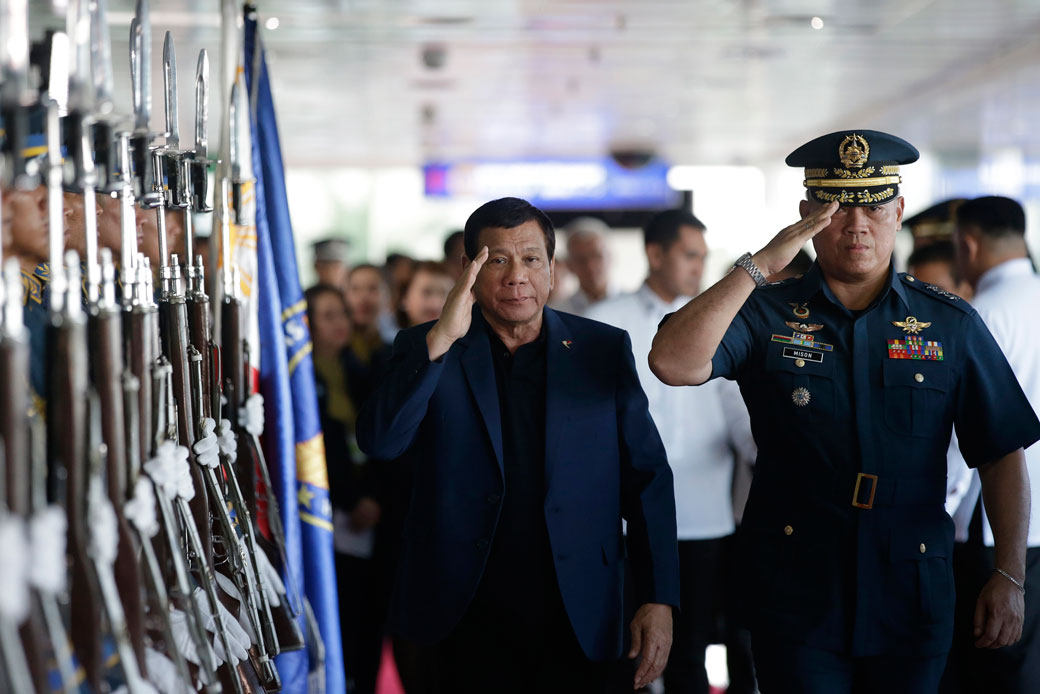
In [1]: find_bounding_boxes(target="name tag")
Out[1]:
[783,347,824,363]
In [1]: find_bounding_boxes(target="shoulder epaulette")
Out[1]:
[900,273,973,313]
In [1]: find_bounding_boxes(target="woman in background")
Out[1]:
[306,283,385,694]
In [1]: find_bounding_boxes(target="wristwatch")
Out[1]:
[734,252,768,287]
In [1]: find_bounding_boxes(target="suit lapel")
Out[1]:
[460,309,505,477]
[543,308,573,488]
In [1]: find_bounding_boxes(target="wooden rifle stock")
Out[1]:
[157,262,211,564]
[47,305,103,690]
[89,299,149,677]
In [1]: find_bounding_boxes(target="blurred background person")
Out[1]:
[442,230,465,281]
[381,252,416,342]
[555,216,615,315]
[397,260,454,330]
[307,283,386,694]
[942,196,1040,694]
[907,241,973,300]
[313,237,352,293]
[588,209,756,694]
[346,263,390,365]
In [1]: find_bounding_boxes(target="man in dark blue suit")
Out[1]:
[357,197,680,693]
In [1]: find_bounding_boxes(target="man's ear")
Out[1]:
[798,199,810,219]
[646,243,664,272]
[548,257,555,292]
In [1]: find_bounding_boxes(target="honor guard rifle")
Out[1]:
[130,4,252,691]
[183,43,303,663]
[40,32,109,687]
[67,0,152,677]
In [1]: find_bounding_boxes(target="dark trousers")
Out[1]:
[663,538,723,694]
[939,544,1040,693]
[721,534,757,694]
[431,590,632,694]
[752,633,948,694]
[336,552,391,694]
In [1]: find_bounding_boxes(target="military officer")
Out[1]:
[649,130,1040,693]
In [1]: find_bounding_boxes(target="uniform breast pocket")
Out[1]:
[765,347,835,423]
[882,360,951,438]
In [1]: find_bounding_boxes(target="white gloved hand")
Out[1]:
[0,514,30,622]
[145,441,196,502]
[144,646,194,694]
[27,506,67,595]
[240,393,265,437]
[124,477,160,539]
[217,418,238,460]
[253,547,285,609]
[192,587,251,664]
[86,478,119,565]
[214,572,257,645]
[193,418,220,469]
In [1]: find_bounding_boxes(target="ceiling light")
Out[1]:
[265,16,280,30]
[810,16,824,30]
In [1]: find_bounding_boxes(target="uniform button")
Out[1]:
[486,493,501,505]
[919,543,927,554]
[907,276,916,282]
[784,525,794,536]
[915,373,925,383]
[475,539,489,550]
[795,359,806,368]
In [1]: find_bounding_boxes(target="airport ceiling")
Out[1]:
[27,0,1040,168]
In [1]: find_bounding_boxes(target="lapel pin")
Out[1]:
[562,340,573,349]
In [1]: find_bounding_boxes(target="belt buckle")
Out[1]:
[852,473,878,510]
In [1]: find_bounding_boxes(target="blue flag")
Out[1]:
[244,9,345,694]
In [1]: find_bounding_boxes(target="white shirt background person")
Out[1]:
[587,209,756,693]
[949,256,1040,547]
[589,284,754,539]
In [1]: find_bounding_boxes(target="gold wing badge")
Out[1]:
[785,321,823,333]
[892,316,931,334]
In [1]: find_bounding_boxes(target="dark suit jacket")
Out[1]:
[356,306,679,661]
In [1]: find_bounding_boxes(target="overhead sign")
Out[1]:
[423,158,681,210]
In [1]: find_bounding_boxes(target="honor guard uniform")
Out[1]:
[670,130,1040,693]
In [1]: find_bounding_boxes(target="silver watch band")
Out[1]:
[734,252,767,287]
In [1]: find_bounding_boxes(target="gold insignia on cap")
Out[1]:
[785,321,823,333]
[791,387,811,407]
[892,316,931,334]
[839,134,870,169]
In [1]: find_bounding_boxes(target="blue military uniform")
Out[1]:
[710,260,1040,660]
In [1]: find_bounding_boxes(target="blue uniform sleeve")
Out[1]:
[954,311,1040,467]
[709,305,755,382]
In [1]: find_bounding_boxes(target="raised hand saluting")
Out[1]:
[426,246,489,361]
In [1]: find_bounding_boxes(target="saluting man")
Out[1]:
[358,197,679,693]
[650,130,1040,693]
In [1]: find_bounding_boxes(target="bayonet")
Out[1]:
[65,0,101,304]
[163,32,179,150]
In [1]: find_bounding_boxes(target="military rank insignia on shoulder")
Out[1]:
[900,273,972,312]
